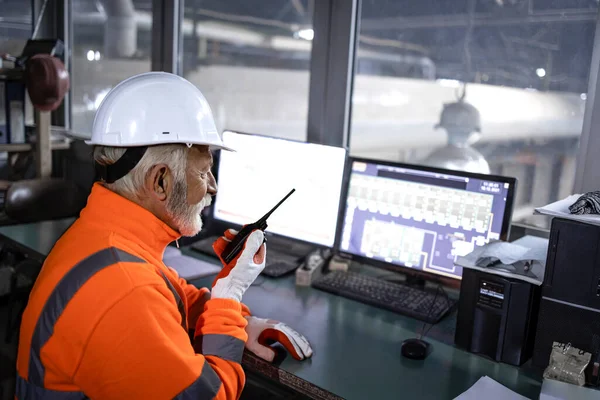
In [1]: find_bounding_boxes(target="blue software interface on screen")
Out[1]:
[339,160,511,280]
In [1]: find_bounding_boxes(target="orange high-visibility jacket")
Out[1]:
[16,183,251,399]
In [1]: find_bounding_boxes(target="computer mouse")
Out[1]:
[401,338,430,360]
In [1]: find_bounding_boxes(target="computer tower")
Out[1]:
[532,218,600,373]
[455,268,541,366]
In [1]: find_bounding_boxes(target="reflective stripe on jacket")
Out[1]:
[16,183,249,399]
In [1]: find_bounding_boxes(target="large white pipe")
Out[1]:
[98,0,137,58]
[349,75,585,151]
[69,62,585,153]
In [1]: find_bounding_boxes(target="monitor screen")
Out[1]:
[337,159,516,280]
[213,131,347,247]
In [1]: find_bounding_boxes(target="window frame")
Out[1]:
[574,11,600,194]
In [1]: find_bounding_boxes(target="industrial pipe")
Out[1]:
[99,0,137,58]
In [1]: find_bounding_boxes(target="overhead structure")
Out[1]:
[99,0,137,58]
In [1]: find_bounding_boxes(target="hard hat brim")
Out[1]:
[84,140,235,152]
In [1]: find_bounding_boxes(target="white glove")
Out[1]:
[211,229,266,302]
[244,316,313,362]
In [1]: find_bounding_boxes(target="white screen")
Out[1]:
[213,131,347,247]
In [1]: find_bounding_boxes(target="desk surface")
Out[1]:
[0,218,75,260]
[0,219,543,400]
[189,267,542,400]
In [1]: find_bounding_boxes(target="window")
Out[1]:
[181,0,314,141]
[0,0,33,125]
[71,0,153,135]
[351,0,598,228]
[0,0,31,57]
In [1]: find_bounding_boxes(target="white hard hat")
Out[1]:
[86,71,233,151]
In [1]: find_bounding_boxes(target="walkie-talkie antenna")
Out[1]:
[221,188,296,264]
[256,189,295,226]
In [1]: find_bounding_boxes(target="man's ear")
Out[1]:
[146,164,171,202]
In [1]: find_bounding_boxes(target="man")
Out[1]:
[15,72,312,399]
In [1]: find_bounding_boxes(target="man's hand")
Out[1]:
[244,316,313,362]
[211,229,266,302]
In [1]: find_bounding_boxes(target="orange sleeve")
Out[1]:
[168,267,212,328]
[167,267,251,322]
[73,284,248,400]
[187,286,250,325]
[166,266,212,328]
[241,302,252,318]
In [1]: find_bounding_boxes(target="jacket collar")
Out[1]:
[80,183,181,260]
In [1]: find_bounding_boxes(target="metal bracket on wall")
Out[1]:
[34,110,52,178]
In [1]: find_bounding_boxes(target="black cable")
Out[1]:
[359,269,452,341]
[439,285,452,308]
[418,285,442,340]
[420,285,453,339]
[372,274,449,339]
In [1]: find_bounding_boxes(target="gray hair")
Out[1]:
[93,144,189,200]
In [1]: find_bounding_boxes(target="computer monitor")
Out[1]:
[212,130,347,247]
[336,158,516,281]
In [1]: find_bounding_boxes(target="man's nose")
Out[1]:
[207,171,218,196]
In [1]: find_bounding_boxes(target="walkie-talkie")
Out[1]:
[221,189,296,264]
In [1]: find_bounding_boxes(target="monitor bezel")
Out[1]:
[333,156,518,282]
[210,129,349,249]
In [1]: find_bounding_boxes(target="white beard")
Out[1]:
[167,179,212,237]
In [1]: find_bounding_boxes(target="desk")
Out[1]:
[188,269,542,400]
[0,218,74,262]
[0,220,544,400]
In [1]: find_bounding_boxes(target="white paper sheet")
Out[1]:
[514,235,550,262]
[535,194,600,227]
[540,378,600,400]
[454,376,530,400]
[455,236,548,285]
[475,241,531,265]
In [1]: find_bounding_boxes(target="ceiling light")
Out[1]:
[296,28,314,41]
[536,68,546,78]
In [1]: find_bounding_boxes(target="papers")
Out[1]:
[540,378,600,400]
[455,235,548,285]
[535,194,600,227]
[454,376,529,400]
[163,247,221,280]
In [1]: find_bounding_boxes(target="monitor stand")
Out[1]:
[404,274,427,290]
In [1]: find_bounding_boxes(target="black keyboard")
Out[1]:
[312,271,456,324]
[260,258,299,277]
[190,237,300,278]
